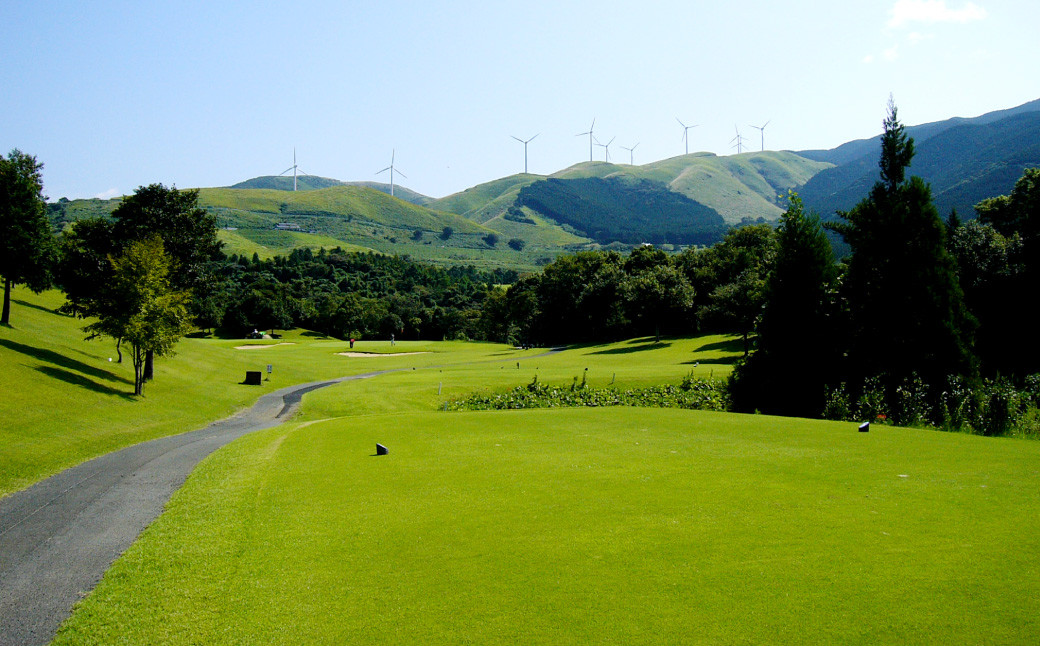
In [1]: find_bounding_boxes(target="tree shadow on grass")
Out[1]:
[694,338,745,354]
[0,338,131,384]
[300,330,330,338]
[590,340,672,355]
[682,355,740,366]
[35,366,135,400]
[11,298,59,315]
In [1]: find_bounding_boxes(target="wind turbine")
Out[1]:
[278,148,307,191]
[376,149,407,197]
[575,118,596,162]
[511,133,539,174]
[621,142,640,165]
[749,121,770,151]
[730,126,750,154]
[594,136,615,162]
[677,118,698,155]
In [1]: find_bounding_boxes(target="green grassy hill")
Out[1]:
[429,173,543,223]
[630,151,833,223]
[516,175,726,245]
[230,175,433,206]
[434,153,833,229]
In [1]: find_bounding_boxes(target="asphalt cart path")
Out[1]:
[0,371,389,646]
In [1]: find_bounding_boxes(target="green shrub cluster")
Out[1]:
[447,374,730,413]
[822,373,1040,437]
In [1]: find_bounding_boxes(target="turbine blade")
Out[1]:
[396,169,408,179]
[280,166,294,175]
[512,136,524,142]
[377,167,390,175]
[529,133,539,142]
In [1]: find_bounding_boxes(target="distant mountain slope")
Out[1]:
[430,173,542,223]
[229,175,432,206]
[798,109,1040,219]
[798,98,1040,167]
[517,176,727,246]
[434,152,831,227]
[629,152,830,223]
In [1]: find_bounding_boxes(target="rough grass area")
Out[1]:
[53,407,1040,644]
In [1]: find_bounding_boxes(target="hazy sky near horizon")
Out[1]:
[2,0,1038,201]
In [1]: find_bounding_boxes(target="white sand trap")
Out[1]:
[234,342,297,350]
[336,351,431,358]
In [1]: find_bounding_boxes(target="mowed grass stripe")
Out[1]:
[54,408,1040,644]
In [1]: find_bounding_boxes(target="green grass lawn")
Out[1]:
[10,287,1040,643]
[0,288,732,498]
[0,288,527,497]
[53,407,1040,644]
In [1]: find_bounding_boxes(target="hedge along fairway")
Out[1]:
[54,408,1040,644]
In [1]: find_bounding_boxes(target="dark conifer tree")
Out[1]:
[731,193,836,416]
[829,99,976,390]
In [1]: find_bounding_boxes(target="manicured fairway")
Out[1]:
[0,287,736,498]
[53,406,1040,644]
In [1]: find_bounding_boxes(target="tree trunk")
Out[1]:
[132,344,144,396]
[115,338,123,363]
[144,350,154,381]
[1,277,11,325]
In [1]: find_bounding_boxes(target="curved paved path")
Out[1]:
[0,372,387,646]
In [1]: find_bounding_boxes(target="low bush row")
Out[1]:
[447,373,730,413]
[822,373,1040,438]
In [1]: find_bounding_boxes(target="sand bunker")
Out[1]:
[234,342,297,350]
[336,351,431,358]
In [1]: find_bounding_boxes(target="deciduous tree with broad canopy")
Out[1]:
[0,149,55,325]
[85,237,192,395]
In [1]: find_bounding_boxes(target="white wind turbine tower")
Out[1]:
[749,121,771,151]
[677,118,698,155]
[575,118,596,162]
[594,136,615,162]
[511,134,539,174]
[730,126,750,154]
[278,148,307,191]
[376,149,407,197]
[621,142,639,165]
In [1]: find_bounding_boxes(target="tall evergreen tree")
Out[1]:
[0,150,55,325]
[731,193,836,416]
[829,99,976,389]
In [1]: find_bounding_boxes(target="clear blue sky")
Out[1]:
[2,0,1037,201]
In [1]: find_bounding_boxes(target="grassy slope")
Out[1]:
[55,354,1040,644]
[628,151,832,223]
[435,154,832,231]
[199,186,487,235]
[430,173,544,221]
[218,228,376,259]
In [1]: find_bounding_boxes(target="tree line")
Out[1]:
[3,100,1037,411]
[1,156,512,394]
[478,102,1040,432]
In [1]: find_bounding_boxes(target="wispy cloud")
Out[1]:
[94,188,120,200]
[888,0,988,29]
